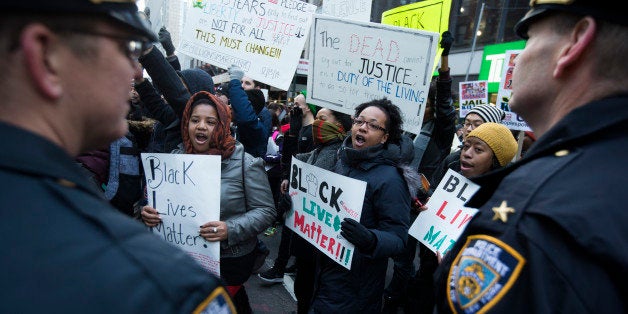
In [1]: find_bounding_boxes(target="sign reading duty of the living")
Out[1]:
[286,159,367,270]
[178,0,317,90]
[307,14,439,135]
[141,153,222,276]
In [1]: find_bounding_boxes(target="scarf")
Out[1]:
[312,119,346,145]
[181,91,236,159]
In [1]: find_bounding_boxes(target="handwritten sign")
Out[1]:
[286,159,367,270]
[178,0,317,90]
[381,0,452,74]
[409,169,479,256]
[321,0,372,22]
[141,153,222,276]
[458,80,489,118]
[306,14,439,135]
[496,50,530,131]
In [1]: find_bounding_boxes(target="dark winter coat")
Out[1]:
[310,135,418,313]
[434,94,628,313]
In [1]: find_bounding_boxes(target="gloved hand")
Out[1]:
[228,64,244,81]
[440,31,454,56]
[158,27,176,56]
[289,106,303,136]
[341,218,376,253]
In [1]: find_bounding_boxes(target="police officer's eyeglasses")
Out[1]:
[352,117,387,133]
[59,29,146,62]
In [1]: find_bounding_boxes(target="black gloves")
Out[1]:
[158,27,176,56]
[440,31,454,56]
[341,218,376,253]
[289,106,303,136]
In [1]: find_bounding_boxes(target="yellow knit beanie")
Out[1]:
[467,123,518,166]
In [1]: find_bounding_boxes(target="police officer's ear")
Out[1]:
[20,24,65,99]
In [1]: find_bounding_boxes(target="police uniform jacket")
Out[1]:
[0,122,231,313]
[434,94,628,313]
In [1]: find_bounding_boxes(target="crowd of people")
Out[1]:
[2,0,626,313]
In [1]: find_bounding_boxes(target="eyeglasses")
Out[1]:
[352,117,387,132]
[59,29,146,62]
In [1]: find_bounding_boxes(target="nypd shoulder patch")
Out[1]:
[193,286,236,314]
[446,235,525,313]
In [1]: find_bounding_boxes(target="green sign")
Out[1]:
[478,41,526,93]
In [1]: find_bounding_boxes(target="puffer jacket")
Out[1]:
[310,135,419,313]
[173,142,276,257]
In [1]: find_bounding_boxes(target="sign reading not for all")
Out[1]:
[178,0,317,90]
[307,14,439,135]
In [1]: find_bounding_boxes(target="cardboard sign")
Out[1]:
[409,169,479,256]
[306,14,439,135]
[141,153,221,276]
[178,0,317,90]
[286,159,367,270]
[458,80,489,118]
[496,50,531,131]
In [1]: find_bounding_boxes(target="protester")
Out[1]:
[434,1,628,313]
[259,92,317,284]
[261,108,352,314]
[458,123,518,177]
[384,31,457,313]
[431,104,506,186]
[140,91,276,313]
[309,98,420,313]
[0,1,234,312]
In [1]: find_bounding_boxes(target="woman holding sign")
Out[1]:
[140,91,276,314]
[309,98,421,313]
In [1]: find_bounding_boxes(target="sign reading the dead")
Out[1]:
[286,158,367,270]
[141,153,221,276]
[409,169,480,256]
[306,14,439,135]
[179,0,317,90]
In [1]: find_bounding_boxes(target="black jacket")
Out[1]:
[434,94,628,313]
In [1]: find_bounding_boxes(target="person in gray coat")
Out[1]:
[141,91,276,313]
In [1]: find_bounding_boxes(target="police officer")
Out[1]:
[0,1,234,313]
[434,1,628,313]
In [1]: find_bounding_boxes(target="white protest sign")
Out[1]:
[458,80,489,118]
[178,0,317,90]
[496,50,531,131]
[141,153,221,276]
[306,14,439,135]
[321,0,372,22]
[409,169,479,256]
[286,159,367,270]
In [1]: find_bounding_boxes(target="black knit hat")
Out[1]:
[177,68,215,95]
[465,104,505,123]
[1,0,157,42]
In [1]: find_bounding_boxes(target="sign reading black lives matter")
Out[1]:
[307,14,439,135]
[286,159,367,270]
[141,153,221,276]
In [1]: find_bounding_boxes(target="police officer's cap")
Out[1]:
[1,0,157,42]
[515,0,627,39]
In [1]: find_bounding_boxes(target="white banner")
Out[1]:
[141,153,221,276]
[409,169,479,256]
[178,0,317,90]
[286,159,367,270]
[306,14,439,135]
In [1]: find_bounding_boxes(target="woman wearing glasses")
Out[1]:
[310,98,421,313]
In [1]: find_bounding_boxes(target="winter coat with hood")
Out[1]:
[310,135,420,313]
